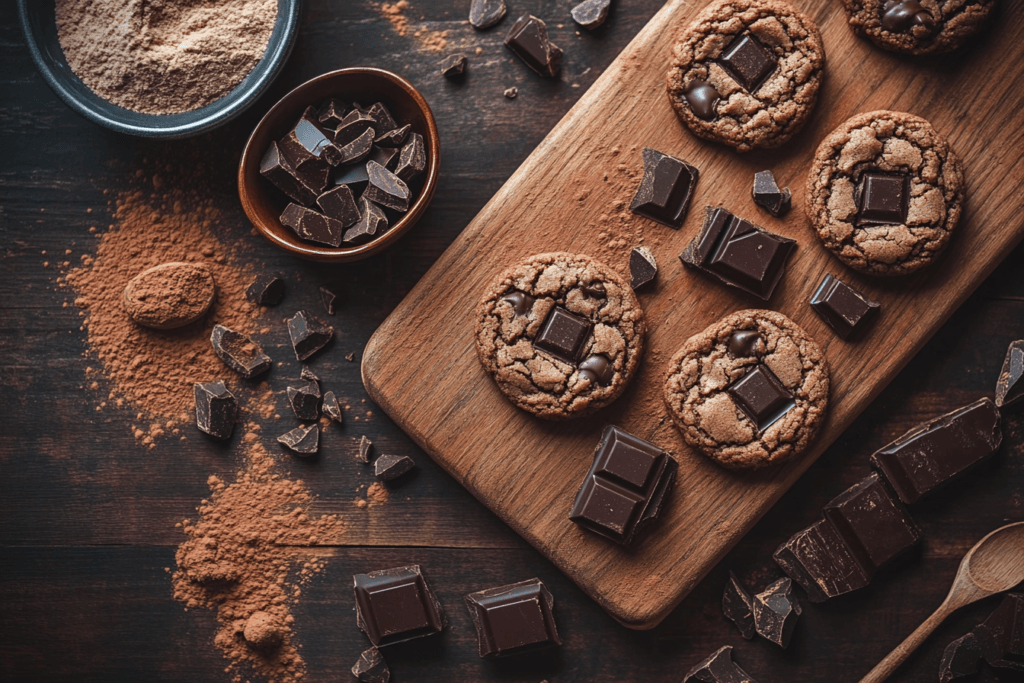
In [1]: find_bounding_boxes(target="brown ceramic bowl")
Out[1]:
[238,68,440,262]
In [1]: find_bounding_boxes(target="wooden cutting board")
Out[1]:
[362,0,1024,629]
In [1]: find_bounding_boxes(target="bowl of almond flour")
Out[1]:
[18,0,300,138]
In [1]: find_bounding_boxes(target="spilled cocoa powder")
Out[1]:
[377,0,450,53]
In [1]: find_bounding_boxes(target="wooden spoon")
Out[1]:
[859,521,1024,683]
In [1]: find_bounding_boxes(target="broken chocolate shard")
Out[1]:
[344,198,389,245]
[336,126,376,165]
[722,572,756,639]
[359,435,374,463]
[374,453,416,481]
[856,172,910,225]
[287,380,321,421]
[245,274,285,306]
[211,325,272,378]
[680,206,797,301]
[752,577,801,648]
[630,148,699,229]
[578,354,613,386]
[194,380,238,440]
[684,80,720,121]
[504,14,562,78]
[323,391,343,423]
[334,109,377,146]
[353,565,445,646]
[280,203,345,248]
[534,306,592,364]
[363,161,411,212]
[317,98,349,132]
[279,113,343,167]
[719,32,776,93]
[774,519,870,603]
[439,54,467,78]
[501,291,535,316]
[317,185,361,226]
[810,274,880,340]
[939,632,982,683]
[683,646,758,683]
[571,0,610,29]
[629,246,658,290]
[974,593,1024,671]
[375,123,410,147]
[277,424,319,455]
[727,364,795,433]
[300,366,319,382]
[287,310,334,361]
[870,397,1002,504]
[728,330,764,358]
[319,285,339,315]
[362,102,398,135]
[465,578,561,658]
[260,141,318,205]
[351,647,389,683]
[394,132,426,182]
[751,170,791,217]
[469,0,506,28]
[995,340,1024,409]
[504,86,518,99]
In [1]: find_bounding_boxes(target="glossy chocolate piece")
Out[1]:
[569,425,678,546]
[629,148,699,229]
[502,291,535,316]
[336,127,376,165]
[245,274,285,306]
[571,0,610,29]
[280,203,345,247]
[870,398,1002,504]
[810,274,880,340]
[504,14,562,77]
[727,364,795,433]
[359,435,374,463]
[317,185,361,226]
[334,108,377,146]
[974,593,1024,671]
[374,453,416,481]
[279,112,343,167]
[684,80,720,121]
[210,324,271,378]
[287,379,321,421]
[322,391,343,424]
[727,330,764,358]
[363,161,411,212]
[995,340,1024,408]
[629,246,657,290]
[856,172,909,225]
[722,572,756,639]
[395,132,427,182]
[751,170,791,217]
[881,0,936,34]
[362,102,398,135]
[581,281,606,298]
[534,306,592,364]
[353,565,446,646]
[719,32,776,93]
[465,578,561,658]
[680,206,797,301]
[260,141,319,205]
[319,285,339,315]
[939,632,982,683]
[317,98,349,132]
[683,646,758,683]
[277,424,319,455]
[194,380,238,440]
[376,124,411,147]
[351,647,389,683]
[578,354,613,386]
[752,578,801,648]
[773,519,870,603]
[287,310,334,361]
[333,146,397,194]
[439,54,467,77]
[469,0,506,28]
[344,198,389,245]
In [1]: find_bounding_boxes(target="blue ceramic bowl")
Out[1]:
[18,0,301,139]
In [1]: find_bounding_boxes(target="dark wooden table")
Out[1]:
[1,1,1021,681]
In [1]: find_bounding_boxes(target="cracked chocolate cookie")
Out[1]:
[665,0,825,152]
[663,310,829,469]
[476,252,645,420]
[806,110,964,277]
[841,0,996,55]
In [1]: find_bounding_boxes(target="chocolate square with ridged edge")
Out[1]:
[534,306,591,364]
[629,148,700,229]
[774,519,870,603]
[570,425,678,546]
[465,578,561,658]
[727,364,795,433]
[856,172,909,225]
[719,32,776,93]
[810,273,880,340]
[353,565,445,646]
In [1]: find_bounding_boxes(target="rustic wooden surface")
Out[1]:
[362,0,1024,630]
[0,0,1022,681]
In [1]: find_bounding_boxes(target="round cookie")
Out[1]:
[840,0,996,55]
[475,252,645,421]
[805,110,964,277]
[663,310,829,470]
[665,0,825,152]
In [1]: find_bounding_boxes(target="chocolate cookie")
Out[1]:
[841,0,996,55]
[663,310,829,469]
[665,0,825,152]
[805,110,964,277]
[476,252,645,420]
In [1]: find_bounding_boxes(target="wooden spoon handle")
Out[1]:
[858,602,954,683]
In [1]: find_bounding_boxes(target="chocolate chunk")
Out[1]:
[995,340,1024,409]
[194,380,238,440]
[362,102,398,135]
[629,246,658,290]
[211,324,272,378]
[810,274,880,340]
[317,185,361,226]
[504,14,562,78]
[974,593,1024,671]
[351,647,389,683]
[353,565,445,646]
[578,354,613,386]
[287,310,334,361]
[344,198,389,245]
[629,148,699,229]
[534,306,592,364]
[774,519,870,602]
[469,0,506,28]
[279,113,343,167]
[465,578,561,658]
[287,380,321,421]
[277,424,319,455]
[323,391,343,423]
[260,141,318,205]
[569,425,678,546]
[336,127,376,165]
[752,578,801,648]
[439,54,467,78]
[581,282,606,298]
[571,0,610,29]
[680,206,797,301]
[280,203,345,247]
[501,291,535,316]
[317,98,349,132]
[683,646,758,683]
[881,0,936,34]
[856,172,909,225]
[363,161,411,212]
[684,80,720,121]
[722,572,756,639]
[245,274,285,306]
[751,170,791,217]
[870,398,1002,504]
[375,124,410,147]
[728,330,764,358]
[332,147,398,195]
[346,352,356,362]
[319,285,339,315]
[719,32,776,93]
[374,453,416,481]
[728,364,795,433]
[359,435,374,463]
[939,632,983,683]
[504,86,518,99]
[334,108,377,146]
[394,133,426,182]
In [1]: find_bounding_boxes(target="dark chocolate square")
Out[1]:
[727,364,795,432]
[810,274,880,339]
[534,306,592,364]
[629,148,700,229]
[719,32,776,93]
[353,565,445,646]
[856,172,909,225]
[773,519,871,603]
[465,579,561,658]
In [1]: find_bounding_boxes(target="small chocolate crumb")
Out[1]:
[751,170,791,217]
[504,86,518,98]
[319,285,339,315]
[358,435,373,463]
[346,352,356,362]
[323,391,343,423]
[287,310,334,361]
[351,646,389,683]
[287,380,321,421]
[374,453,415,481]
[211,325,272,378]
[440,54,468,77]
[278,424,319,455]
[300,366,319,382]
[570,0,610,29]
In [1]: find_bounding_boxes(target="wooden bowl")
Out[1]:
[238,68,440,262]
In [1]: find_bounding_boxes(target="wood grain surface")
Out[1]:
[362,0,1024,629]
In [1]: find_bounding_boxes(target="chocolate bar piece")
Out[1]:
[534,306,592,364]
[870,398,1002,504]
[727,363,795,433]
[504,14,562,77]
[752,578,801,648]
[856,173,909,225]
[974,593,1024,671]
[210,325,272,378]
[344,198,389,245]
[351,647,389,683]
[279,111,343,167]
[374,454,416,481]
[260,141,319,205]
[277,424,319,455]
[317,98,349,132]
[323,391,343,423]
[395,133,426,182]
[810,274,880,340]
[719,32,776,93]
[439,54,467,77]
[375,124,410,147]
[569,425,678,546]
[353,565,446,646]
[317,185,361,226]
[683,80,721,121]
[683,646,758,683]
[995,340,1024,409]
[334,109,377,146]
[287,310,334,361]
[571,0,610,29]
[680,206,797,301]
[280,203,345,247]
[722,572,756,639]
[245,274,285,306]
[359,435,374,463]
[363,161,411,212]
[629,246,658,290]
[469,0,506,28]
[194,380,238,440]
[336,127,376,165]
[773,519,870,603]
[629,148,699,229]
[939,632,982,682]
[751,170,790,217]
[465,578,561,657]
[287,379,321,421]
